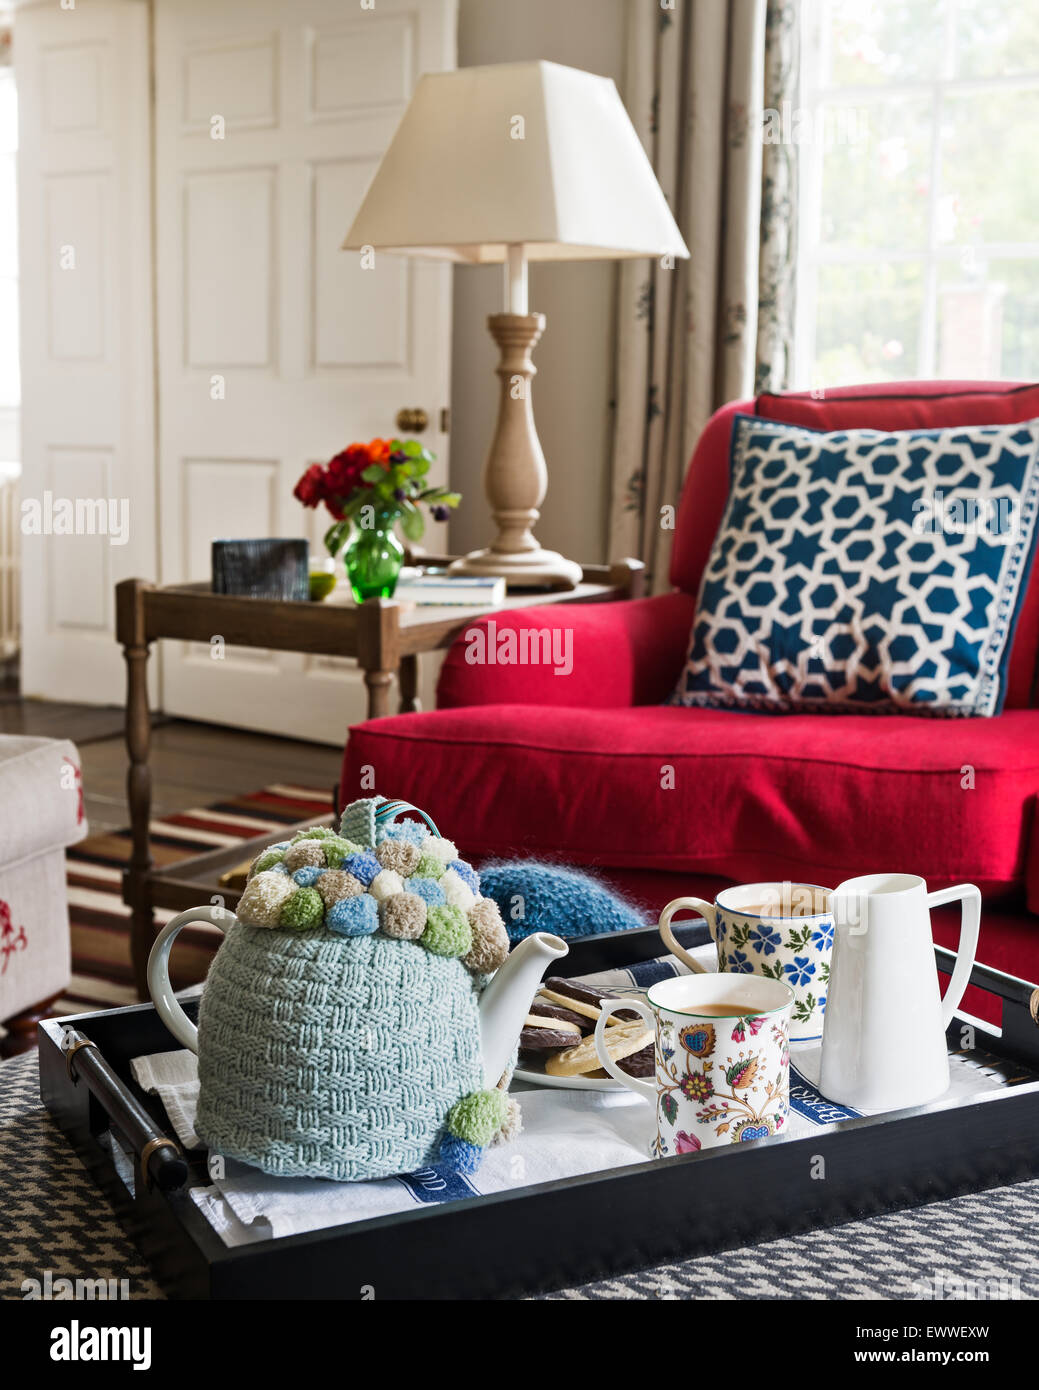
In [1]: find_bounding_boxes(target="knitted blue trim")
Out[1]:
[478,861,647,942]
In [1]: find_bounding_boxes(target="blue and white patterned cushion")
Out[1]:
[671,413,1039,717]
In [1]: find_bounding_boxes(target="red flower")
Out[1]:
[295,440,397,522]
[331,450,372,494]
[326,445,371,495]
[322,445,376,519]
[293,463,327,509]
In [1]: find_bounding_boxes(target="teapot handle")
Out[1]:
[147,905,233,1054]
[926,883,981,1028]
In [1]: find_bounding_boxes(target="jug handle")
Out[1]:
[147,904,233,1054]
[659,897,714,974]
[926,884,981,1028]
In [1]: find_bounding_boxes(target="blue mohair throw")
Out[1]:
[477,861,648,943]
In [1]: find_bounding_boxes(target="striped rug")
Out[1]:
[57,784,334,1015]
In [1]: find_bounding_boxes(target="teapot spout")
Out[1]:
[478,932,569,1087]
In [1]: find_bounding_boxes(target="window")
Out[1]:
[795,0,1039,389]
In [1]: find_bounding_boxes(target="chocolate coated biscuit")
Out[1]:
[544,1021,653,1076]
[544,976,640,1021]
[519,1026,578,1051]
[616,1043,655,1078]
[587,1047,655,1080]
[529,999,590,1031]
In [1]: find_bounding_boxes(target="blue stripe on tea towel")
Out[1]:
[393,1166,480,1205]
[626,958,683,989]
[789,1065,862,1126]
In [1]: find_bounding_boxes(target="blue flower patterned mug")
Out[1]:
[659,882,834,1042]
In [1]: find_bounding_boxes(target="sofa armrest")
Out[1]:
[436,590,697,709]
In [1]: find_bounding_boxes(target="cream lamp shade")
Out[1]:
[342,60,690,264]
[343,60,689,589]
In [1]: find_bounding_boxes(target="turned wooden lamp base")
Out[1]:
[453,301,584,591]
[449,545,583,590]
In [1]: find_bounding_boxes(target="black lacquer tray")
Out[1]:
[38,924,1039,1300]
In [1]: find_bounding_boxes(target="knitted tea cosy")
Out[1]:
[478,861,647,943]
[195,797,515,1182]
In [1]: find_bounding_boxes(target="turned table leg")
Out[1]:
[116,580,154,1000]
[399,654,421,713]
[363,668,394,719]
[356,598,401,723]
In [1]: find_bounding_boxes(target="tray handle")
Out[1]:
[62,1027,187,1192]
[147,904,232,1054]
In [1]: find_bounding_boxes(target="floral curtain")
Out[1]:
[607,0,801,590]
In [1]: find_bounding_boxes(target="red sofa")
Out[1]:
[343,381,1039,1017]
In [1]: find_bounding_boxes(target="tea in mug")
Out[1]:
[685,1002,760,1017]
[738,900,818,918]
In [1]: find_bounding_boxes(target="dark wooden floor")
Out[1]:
[1,690,341,837]
[80,720,342,836]
[0,659,131,745]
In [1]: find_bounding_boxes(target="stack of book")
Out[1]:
[393,572,506,606]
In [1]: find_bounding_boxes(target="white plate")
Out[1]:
[513,1061,625,1092]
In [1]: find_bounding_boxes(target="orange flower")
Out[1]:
[367,439,392,467]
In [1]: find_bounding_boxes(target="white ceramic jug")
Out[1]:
[819,873,980,1112]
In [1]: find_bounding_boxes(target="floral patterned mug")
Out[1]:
[593,973,793,1156]
[659,883,835,1042]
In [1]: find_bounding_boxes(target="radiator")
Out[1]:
[0,472,19,659]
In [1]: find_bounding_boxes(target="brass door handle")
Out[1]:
[395,407,428,434]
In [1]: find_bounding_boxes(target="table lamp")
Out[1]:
[343,60,689,589]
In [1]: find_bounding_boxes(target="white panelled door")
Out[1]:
[16,0,156,703]
[154,0,456,742]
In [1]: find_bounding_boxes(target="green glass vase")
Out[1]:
[343,511,404,603]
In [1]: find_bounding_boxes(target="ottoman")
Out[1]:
[0,736,86,1054]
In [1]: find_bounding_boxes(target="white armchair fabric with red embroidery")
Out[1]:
[0,736,86,1029]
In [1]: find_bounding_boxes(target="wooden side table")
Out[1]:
[115,558,643,996]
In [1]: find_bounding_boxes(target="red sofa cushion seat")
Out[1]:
[342,703,1039,898]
